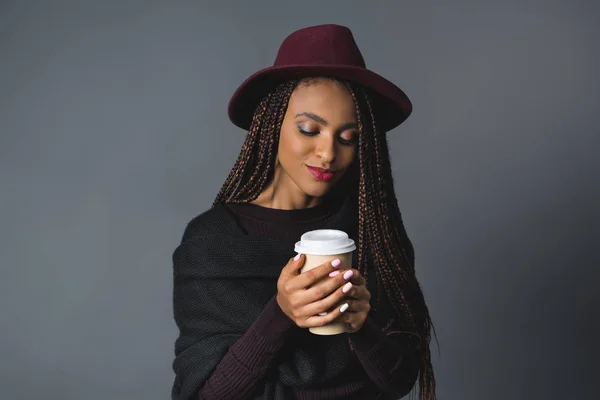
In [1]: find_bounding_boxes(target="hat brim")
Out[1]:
[227,64,412,133]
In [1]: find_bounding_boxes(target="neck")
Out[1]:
[251,166,321,210]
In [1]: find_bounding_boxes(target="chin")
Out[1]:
[300,182,336,199]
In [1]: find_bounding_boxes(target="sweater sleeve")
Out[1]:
[195,295,295,400]
[348,317,420,398]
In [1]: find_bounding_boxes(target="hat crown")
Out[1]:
[274,24,366,68]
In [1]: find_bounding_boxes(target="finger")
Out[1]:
[312,298,354,318]
[304,300,351,326]
[281,254,306,278]
[302,267,356,308]
[338,309,370,332]
[287,257,344,291]
[346,318,363,332]
[302,277,352,317]
[347,269,366,286]
[338,309,357,323]
[344,284,371,301]
[338,299,372,315]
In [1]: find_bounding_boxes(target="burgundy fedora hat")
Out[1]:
[227,24,412,133]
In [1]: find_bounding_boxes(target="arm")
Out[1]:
[194,295,295,400]
[348,317,420,398]
[171,216,297,400]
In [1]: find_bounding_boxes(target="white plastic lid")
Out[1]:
[294,229,356,255]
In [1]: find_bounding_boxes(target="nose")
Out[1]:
[315,135,336,165]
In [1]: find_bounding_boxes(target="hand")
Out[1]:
[335,268,371,332]
[276,254,355,328]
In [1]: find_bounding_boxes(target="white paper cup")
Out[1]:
[294,229,356,335]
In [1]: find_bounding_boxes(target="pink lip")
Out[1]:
[307,166,335,181]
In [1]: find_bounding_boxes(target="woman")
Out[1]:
[171,24,436,400]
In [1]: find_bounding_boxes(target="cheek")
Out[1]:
[339,146,357,168]
[279,129,311,163]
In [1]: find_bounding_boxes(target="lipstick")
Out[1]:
[307,166,335,181]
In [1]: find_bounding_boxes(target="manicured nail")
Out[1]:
[340,303,349,313]
[331,259,341,268]
[343,270,354,280]
[318,311,328,316]
[342,282,353,293]
[294,254,301,261]
[329,270,341,278]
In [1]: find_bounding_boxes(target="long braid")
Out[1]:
[213,77,436,400]
[213,80,298,205]
[245,81,294,199]
[213,94,269,204]
[353,85,436,399]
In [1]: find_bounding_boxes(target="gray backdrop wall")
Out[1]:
[1,1,598,399]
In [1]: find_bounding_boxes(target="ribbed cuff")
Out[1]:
[252,295,296,344]
[225,296,295,377]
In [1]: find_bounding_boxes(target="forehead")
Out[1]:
[287,79,356,119]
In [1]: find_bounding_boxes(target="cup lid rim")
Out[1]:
[294,229,356,255]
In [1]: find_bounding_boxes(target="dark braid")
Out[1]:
[213,79,298,204]
[213,78,436,400]
[349,85,436,399]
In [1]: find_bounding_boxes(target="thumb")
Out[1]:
[286,253,305,276]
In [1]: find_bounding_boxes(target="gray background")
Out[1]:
[1,1,598,399]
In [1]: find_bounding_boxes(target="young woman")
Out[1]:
[171,24,436,400]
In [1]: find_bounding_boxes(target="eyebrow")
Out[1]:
[296,112,328,125]
[295,112,358,131]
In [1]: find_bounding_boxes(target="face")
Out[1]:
[274,78,358,202]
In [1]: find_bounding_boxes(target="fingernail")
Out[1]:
[331,259,341,268]
[329,270,341,278]
[342,282,353,293]
[343,270,354,280]
[294,254,301,261]
[340,303,349,313]
[318,311,328,316]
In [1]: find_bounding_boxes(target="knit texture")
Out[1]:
[171,197,419,400]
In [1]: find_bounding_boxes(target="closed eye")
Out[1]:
[298,127,356,146]
[338,135,355,146]
[298,127,319,136]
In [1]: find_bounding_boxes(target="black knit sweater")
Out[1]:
[171,198,419,400]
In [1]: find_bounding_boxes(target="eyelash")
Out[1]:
[298,128,355,146]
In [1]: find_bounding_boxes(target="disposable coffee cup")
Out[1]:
[294,229,356,335]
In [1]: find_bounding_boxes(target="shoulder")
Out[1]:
[178,204,232,243]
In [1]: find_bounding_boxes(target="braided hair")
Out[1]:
[213,78,436,400]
